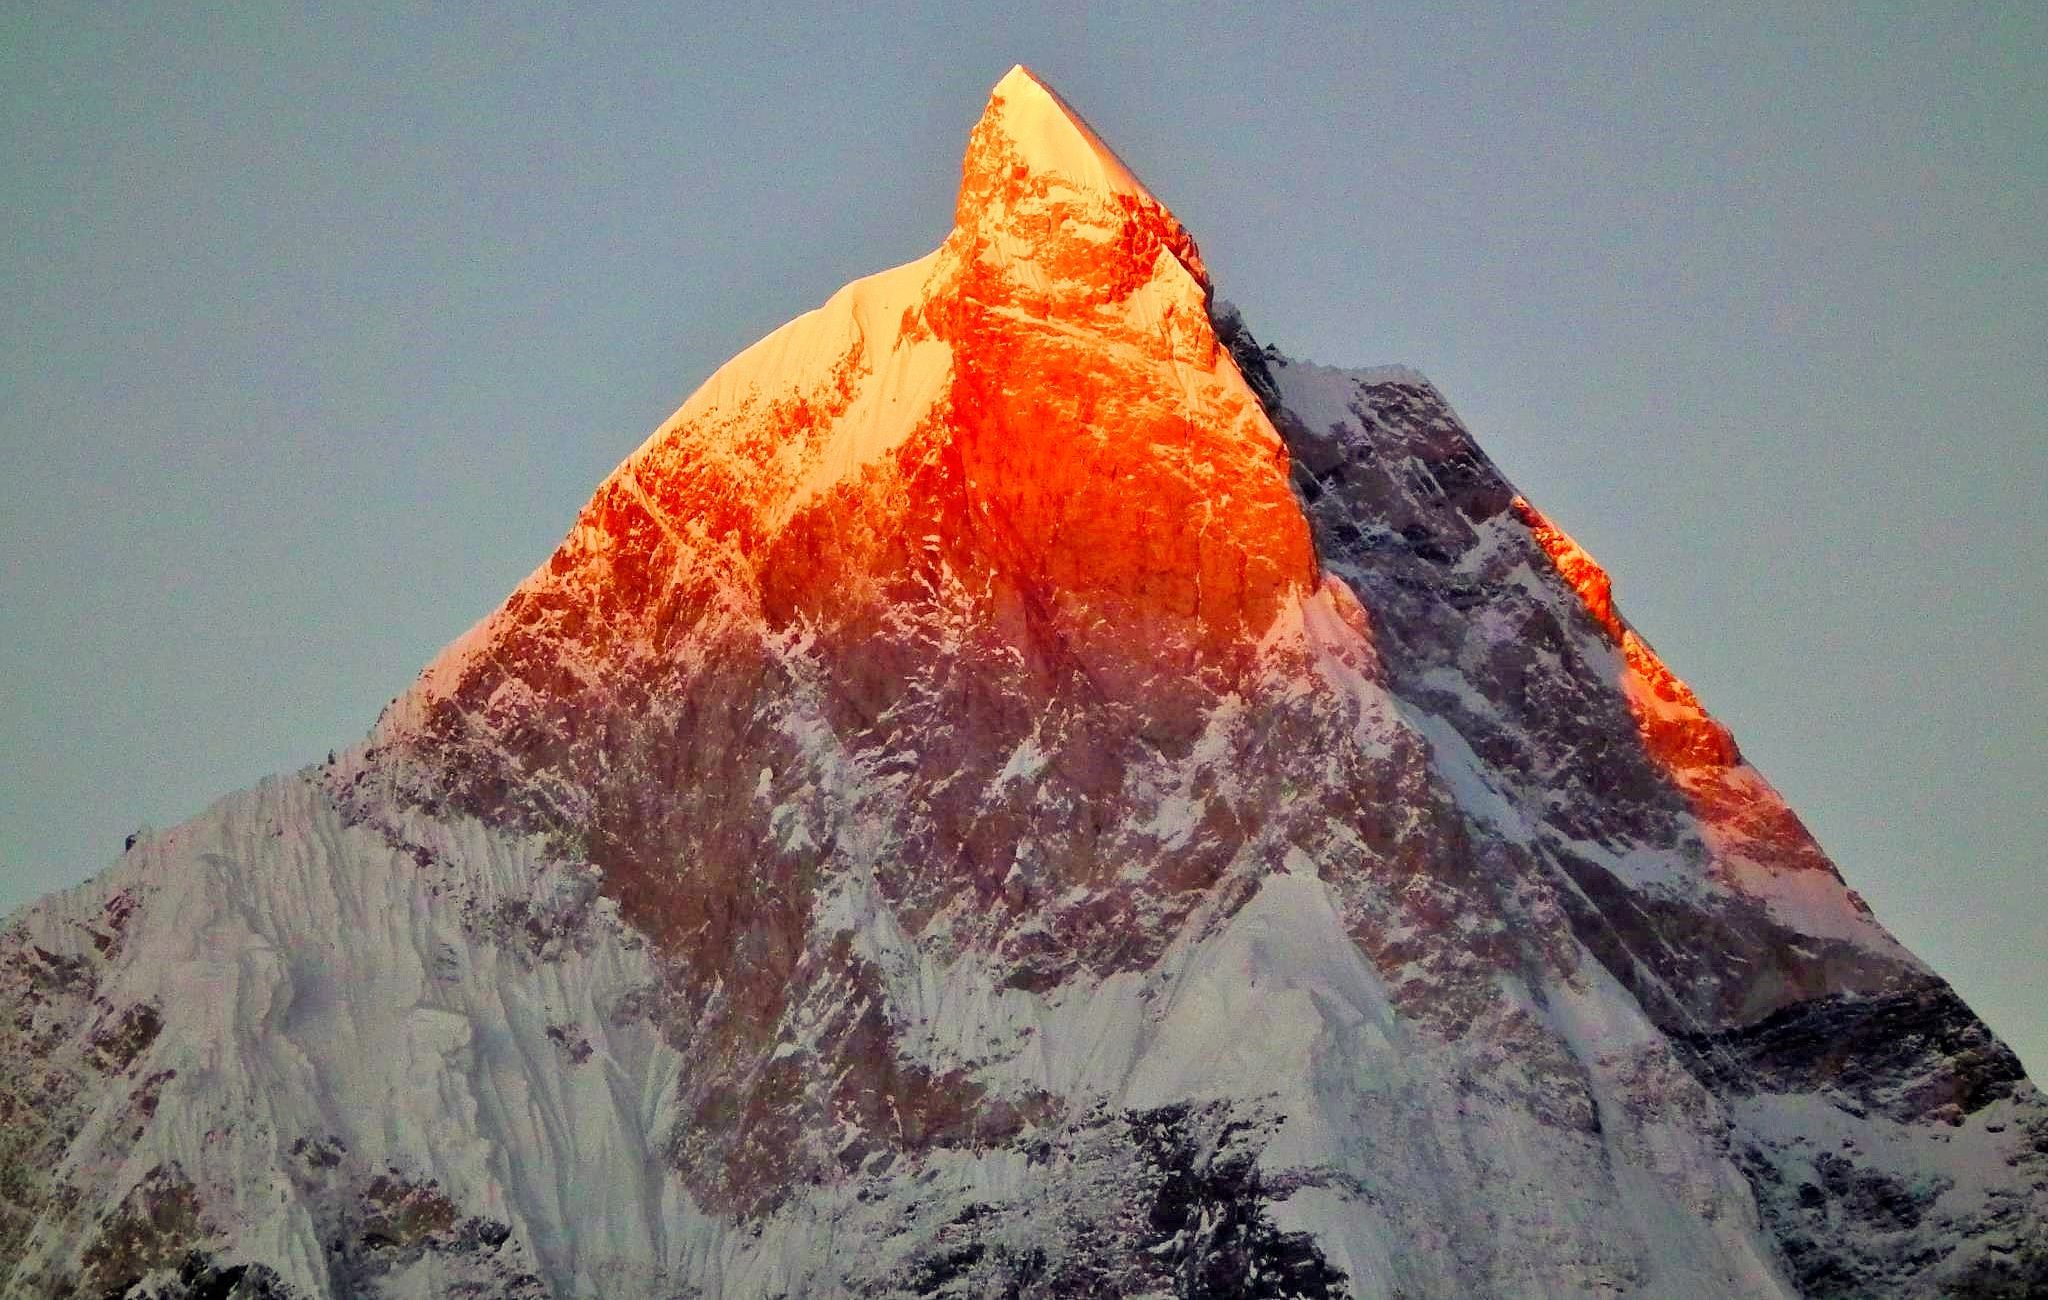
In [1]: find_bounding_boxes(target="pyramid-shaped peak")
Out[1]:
[957,66,1206,289]
[975,65,1159,205]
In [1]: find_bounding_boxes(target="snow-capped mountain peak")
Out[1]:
[979,64,1157,208]
[4,67,2041,1300]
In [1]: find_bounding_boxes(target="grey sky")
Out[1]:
[4,2,2042,1073]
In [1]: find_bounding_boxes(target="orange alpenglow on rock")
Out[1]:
[929,66,1316,690]
[1507,493,1842,879]
[367,70,1341,1188]
[414,63,1315,732]
[1509,494,1738,769]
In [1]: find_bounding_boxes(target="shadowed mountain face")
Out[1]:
[4,66,2042,1300]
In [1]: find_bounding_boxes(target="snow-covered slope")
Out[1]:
[5,66,2043,1299]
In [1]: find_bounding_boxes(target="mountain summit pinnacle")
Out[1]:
[956,65,1208,291]
[388,66,1305,759]
[978,64,1157,205]
[3,67,2041,1300]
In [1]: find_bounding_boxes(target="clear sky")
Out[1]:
[4,3,2042,1073]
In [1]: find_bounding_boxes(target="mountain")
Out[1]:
[3,65,2041,1300]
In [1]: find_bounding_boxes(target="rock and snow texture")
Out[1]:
[5,65,2044,1299]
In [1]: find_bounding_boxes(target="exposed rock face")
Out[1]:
[4,65,2042,1299]
[1219,324,2047,1296]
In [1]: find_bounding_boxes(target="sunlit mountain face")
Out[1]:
[3,66,2042,1300]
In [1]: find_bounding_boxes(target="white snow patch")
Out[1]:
[1399,706,1533,843]
[1269,355,1433,438]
